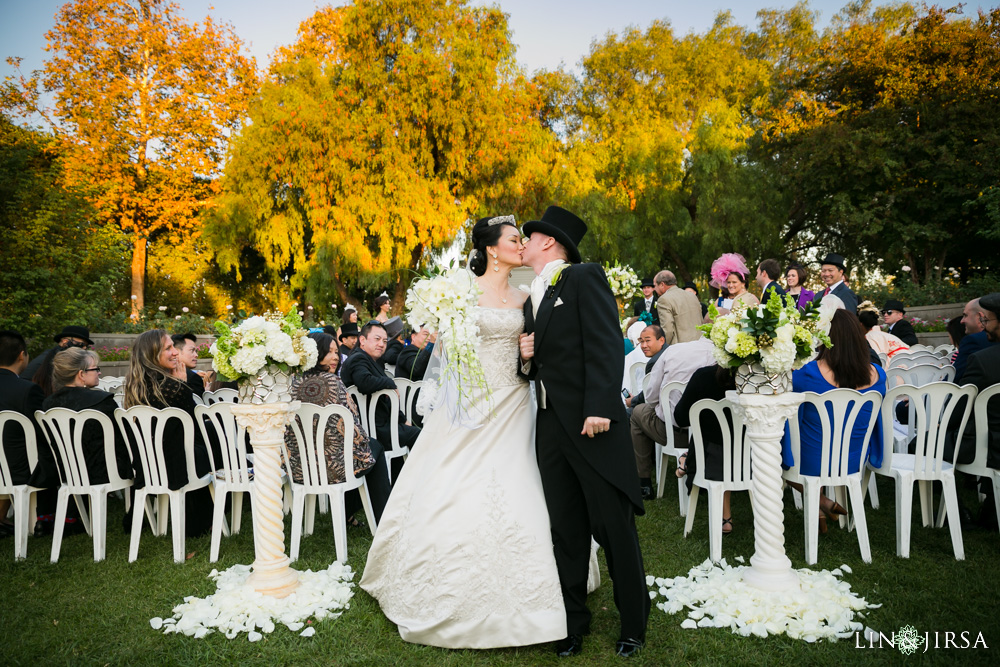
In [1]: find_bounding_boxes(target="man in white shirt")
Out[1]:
[629,336,716,499]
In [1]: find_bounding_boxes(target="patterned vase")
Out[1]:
[735,362,792,395]
[238,364,294,404]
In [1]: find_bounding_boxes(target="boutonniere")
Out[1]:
[549,264,567,287]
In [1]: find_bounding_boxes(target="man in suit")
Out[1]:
[519,205,648,658]
[953,298,998,383]
[756,259,786,305]
[0,330,47,535]
[170,332,209,397]
[882,300,918,346]
[632,278,659,325]
[812,253,858,313]
[19,325,93,381]
[341,321,421,454]
[395,326,435,381]
[654,270,703,346]
[338,321,360,375]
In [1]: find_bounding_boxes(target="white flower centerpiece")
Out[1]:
[210,309,318,404]
[699,295,835,394]
[604,261,641,318]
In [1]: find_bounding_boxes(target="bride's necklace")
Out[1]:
[480,277,510,304]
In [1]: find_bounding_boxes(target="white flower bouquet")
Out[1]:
[210,309,318,381]
[604,261,641,303]
[699,295,834,376]
[405,267,488,410]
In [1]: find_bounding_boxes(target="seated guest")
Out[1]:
[953,298,997,382]
[285,333,390,524]
[683,281,708,319]
[341,321,421,454]
[338,321,360,373]
[632,278,659,325]
[783,309,886,533]
[123,329,217,536]
[380,316,405,367]
[630,336,716,499]
[672,364,738,533]
[21,325,93,383]
[784,264,815,310]
[755,259,786,305]
[946,316,965,365]
[882,300,918,346]
[812,253,858,313]
[395,326,435,381]
[0,330,49,535]
[858,301,909,359]
[43,348,133,485]
[625,325,667,412]
[170,332,210,397]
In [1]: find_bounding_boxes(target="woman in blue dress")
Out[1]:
[784,309,886,533]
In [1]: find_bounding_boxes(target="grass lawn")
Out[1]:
[2,473,998,666]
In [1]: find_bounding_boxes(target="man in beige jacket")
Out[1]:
[654,270,703,346]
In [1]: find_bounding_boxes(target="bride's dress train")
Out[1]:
[360,308,568,648]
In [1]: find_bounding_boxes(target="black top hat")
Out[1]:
[641,277,655,288]
[383,316,404,339]
[339,322,359,340]
[322,325,338,336]
[883,299,906,314]
[53,325,93,346]
[522,205,587,264]
[819,253,846,271]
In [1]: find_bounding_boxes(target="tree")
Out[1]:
[3,0,257,316]
[206,0,550,308]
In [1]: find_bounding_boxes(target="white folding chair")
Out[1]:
[784,390,881,564]
[368,388,407,483]
[194,402,256,562]
[933,344,955,358]
[97,378,123,393]
[887,363,955,390]
[954,383,1000,534]
[393,378,419,424]
[653,381,689,517]
[205,388,239,405]
[628,360,646,396]
[34,408,133,562]
[346,386,369,433]
[888,352,944,370]
[285,403,377,563]
[866,382,976,559]
[0,411,44,560]
[114,406,215,563]
[683,397,752,564]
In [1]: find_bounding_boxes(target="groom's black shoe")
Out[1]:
[639,478,654,500]
[615,637,644,658]
[555,634,583,657]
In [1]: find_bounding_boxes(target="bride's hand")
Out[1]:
[518,332,534,360]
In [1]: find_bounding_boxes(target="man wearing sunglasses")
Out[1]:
[881,300,918,346]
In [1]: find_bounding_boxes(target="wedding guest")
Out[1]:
[170,332,210,397]
[683,281,708,319]
[784,264,815,310]
[953,298,997,383]
[373,293,391,324]
[395,326,435,381]
[858,301,909,360]
[812,253,858,313]
[709,254,759,311]
[882,300,919,346]
[123,329,217,536]
[286,332,390,524]
[624,325,666,411]
[632,278,659,325]
[783,309,885,533]
[20,325,93,383]
[380,317,405,367]
[335,305,359,342]
[756,259,786,305]
[654,270,703,345]
[946,316,965,364]
[338,321,360,373]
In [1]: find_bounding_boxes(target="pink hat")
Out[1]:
[709,253,750,289]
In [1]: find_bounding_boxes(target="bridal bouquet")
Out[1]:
[210,309,318,381]
[604,261,641,302]
[699,295,835,376]
[405,267,488,408]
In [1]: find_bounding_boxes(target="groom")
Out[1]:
[518,206,649,658]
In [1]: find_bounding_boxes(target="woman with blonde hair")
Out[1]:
[123,329,216,536]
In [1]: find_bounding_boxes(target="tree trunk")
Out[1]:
[131,236,147,320]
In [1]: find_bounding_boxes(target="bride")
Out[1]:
[360,215,568,648]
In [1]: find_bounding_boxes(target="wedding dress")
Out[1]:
[360,307,567,648]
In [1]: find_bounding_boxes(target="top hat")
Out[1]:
[322,325,338,336]
[641,277,655,288]
[883,299,906,314]
[53,325,93,346]
[339,322,360,340]
[522,205,587,264]
[682,281,699,294]
[383,316,404,339]
[819,253,846,271]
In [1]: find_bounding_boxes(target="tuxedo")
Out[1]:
[523,262,649,641]
[631,295,659,325]
[341,348,420,451]
[812,282,858,313]
[887,319,918,346]
[655,287,703,346]
[760,281,785,305]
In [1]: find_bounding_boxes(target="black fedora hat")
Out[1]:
[53,325,93,346]
[819,253,846,271]
[339,322,359,340]
[883,299,906,314]
[522,205,587,264]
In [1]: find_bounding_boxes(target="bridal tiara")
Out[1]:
[487,214,515,226]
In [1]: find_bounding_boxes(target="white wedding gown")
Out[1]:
[360,307,568,648]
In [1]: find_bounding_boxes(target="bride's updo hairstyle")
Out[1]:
[468,214,517,277]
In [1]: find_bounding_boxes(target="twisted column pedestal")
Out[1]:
[729,391,804,592]
[231,402,299,599]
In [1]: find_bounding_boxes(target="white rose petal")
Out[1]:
[300,627,316,637]
[150,617,163,629]
[248,631,262,642]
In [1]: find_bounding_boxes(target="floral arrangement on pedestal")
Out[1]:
[698,295,835,394]
[210,309,318,403]
[405,267,488,414]
[604,261,641,317]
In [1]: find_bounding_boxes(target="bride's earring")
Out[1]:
[492,252,499,272]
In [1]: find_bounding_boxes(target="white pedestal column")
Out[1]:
[729,391,803,592]
[231,402,300,598]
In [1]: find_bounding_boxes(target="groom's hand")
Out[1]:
[581,416,611,438]
[518,332,534,360]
